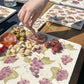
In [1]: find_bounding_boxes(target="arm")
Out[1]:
[18,0,49,28]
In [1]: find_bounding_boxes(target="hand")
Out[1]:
[18,0,48,28]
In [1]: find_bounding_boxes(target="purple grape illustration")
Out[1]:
[29,57,44,78]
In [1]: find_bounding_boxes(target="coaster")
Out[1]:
[41,4,84,30]
[61,0,84,9]
[0,5,16,23]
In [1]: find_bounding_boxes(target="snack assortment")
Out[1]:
[0,26,81,84]
[41,4,84,30]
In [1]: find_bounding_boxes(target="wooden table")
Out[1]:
[39,1,84,84]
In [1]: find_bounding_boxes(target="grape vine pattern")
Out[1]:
[4,57,17,64]
[61,55,73,65]
[39,78,52,84]
[17,80,30,84]
[56,69,68,81]
[0,66,12,80]
[29,57,44,78]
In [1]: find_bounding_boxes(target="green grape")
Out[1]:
[20,37,25,41]
[11,30,16,34]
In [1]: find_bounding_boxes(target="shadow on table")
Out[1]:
[46,26,84,40]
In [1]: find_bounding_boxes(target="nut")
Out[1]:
[19,48,25,53]
[8,45,13,50]
[10,48,16,53]
[24,49,31,56]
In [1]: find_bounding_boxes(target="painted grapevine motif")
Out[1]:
[0,5,16,23]
[0,32,81,84]
[41,4,84,30]
[62,0,84,5]
[51,0,84,9]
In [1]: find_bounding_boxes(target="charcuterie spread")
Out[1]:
[0,26,81,84]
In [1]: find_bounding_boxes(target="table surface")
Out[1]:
[0,1,84,84]
[39,2,84,84]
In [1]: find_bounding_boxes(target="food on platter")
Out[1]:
[0,33,17,48]
[11,27,26,41]
[6,40,39,57]
[26,34,47,44]
[0,42,5,55]
[0,25,81,84]
[45,40,61,54]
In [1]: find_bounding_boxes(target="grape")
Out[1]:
[29,57,43,78]
[39,78,52,84]
[56,69,68,81]
[4,57,17,64]
[17,80,30,84]
[0,66,12,80]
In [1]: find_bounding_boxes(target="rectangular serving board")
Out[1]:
[0,5,16,23]
[41,4,84,30]
[0,25,81,84]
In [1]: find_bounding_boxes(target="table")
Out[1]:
[0,1,84,84]
[39,2,84,84]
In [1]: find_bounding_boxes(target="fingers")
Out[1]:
[29,11,40,26]
[18,4,33,28]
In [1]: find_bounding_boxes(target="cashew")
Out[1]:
[31,43,36,47]
[24,49,31,56]
[31,47,35,52]
[10,48,16,53]
[18,41,24,45]
[19,48,25,53]
[16,47,20,52]
[8,45,13,50]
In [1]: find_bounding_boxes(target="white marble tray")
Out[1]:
[0,5,16,23]
[41,4,84,30]
[0,25,81,84]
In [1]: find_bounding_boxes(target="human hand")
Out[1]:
[18,0,48,28]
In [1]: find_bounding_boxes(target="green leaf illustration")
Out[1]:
[4,70,18,84]
[0,56,7,61]
[41,46,48,54]
[41,57,55,65]
[24,57,32,63]
[50,67,59,79]
[65,44,76,50]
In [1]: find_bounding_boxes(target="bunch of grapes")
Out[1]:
[39,78,52,84]
[0,66,12,80]
[4,57,17,64]
[45,40,61,54]
[29,57,44,78]
[56,69,68,81]
[17,80,30,84]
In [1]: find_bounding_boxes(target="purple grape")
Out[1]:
[4,57,17,64]
[17,80,30,84]
[39,78,52,84]
[72,1,79,4]
[35,46,42,54]
[29,57,43,78]
[56,69,68,81]
[0,66,12,80]
[61,55,73,65]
